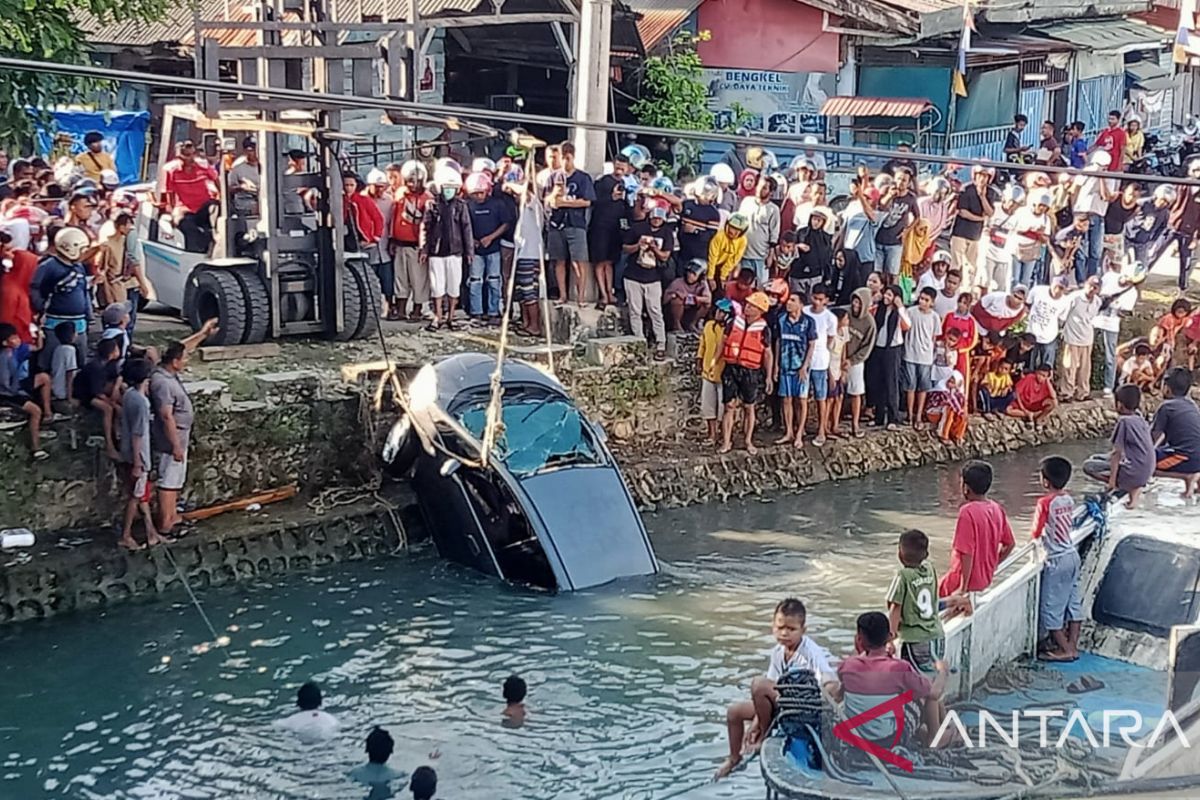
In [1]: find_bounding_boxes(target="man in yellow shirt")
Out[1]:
[75,131,116,182]
[696,298,732,443]
[706,213,749,292]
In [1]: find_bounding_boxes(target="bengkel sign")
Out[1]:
[833,693,1191,773]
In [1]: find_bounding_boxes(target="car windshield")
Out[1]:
[455,389,603,477]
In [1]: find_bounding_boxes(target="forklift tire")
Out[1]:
[185,267,247,346]
[330,262,364,342]
[347,259,381,341]
[234,268,271,345]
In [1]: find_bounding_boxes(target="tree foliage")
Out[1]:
[0,0,166,145]
[631,30,715,133]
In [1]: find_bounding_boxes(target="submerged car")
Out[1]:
[382,353,658,591]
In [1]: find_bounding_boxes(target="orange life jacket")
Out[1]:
[722,316,768,369]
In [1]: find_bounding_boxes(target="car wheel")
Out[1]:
[185,267,247,346]
[347,259,381,341]
[328,261,364,342]
[234,267,271,344]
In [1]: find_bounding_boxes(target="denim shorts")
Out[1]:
[547,227,589,262]
[779,371,809,398]
[902,361,933,392]
[876,243,903,275]
[809,368,829,400]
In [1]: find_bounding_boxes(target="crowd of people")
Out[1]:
[718,372,1200,778]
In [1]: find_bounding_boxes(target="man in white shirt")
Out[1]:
[1072,153,1117,283]
[981,185,1024,292]
[1094,263,1138,394]
[1011,190,1053,288]
[275,681,339,743]
[805,283,839,446]
[1025,277,1071,371]
[738,176,781,285]
[918,250,950,293]
[933,268,963,318]
[1060,276,1102,401]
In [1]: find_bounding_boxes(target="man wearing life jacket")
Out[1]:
[719,291,774,455]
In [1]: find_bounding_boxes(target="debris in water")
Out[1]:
[216,635,231,647]
[160,656,171,665]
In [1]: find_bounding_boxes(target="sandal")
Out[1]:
[32,449,50,462]
[424,322,441,333]
[446,320,459,331]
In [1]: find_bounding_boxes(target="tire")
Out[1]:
[233,267,271,344]
[329,262,364,342]
[347,259,381,341]
[185,267,247,346]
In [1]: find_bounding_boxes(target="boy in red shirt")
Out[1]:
[1007,362,1057,424]
[939,461,1016,614]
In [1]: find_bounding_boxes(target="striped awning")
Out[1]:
[820,96,933,118]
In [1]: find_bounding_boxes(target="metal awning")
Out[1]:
[626,0,703,50]
[820,96,933,118]
[1126,60,1176,91]
[1031,18,1169,54]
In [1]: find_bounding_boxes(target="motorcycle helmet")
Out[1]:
[924,176,950,197]
[746,147,765,170]
[1001,184,1025,204]
[622,175,640,205]
[759,149,779,172]
[99,169,120,189]
[55,227,90,262]
[1089,150,1112,169]
[765,278,790,306]
[650,176,675,194]
[726,212,750,232]
[1031,189,1054,208]
[620,144,652,170]
[697,177,720,202]
[1023,171,1051,189]
[433,165,463,188]
[709,163,736,186]
[366,168,388,186]
[434,157,463,176]
[400,160,428,182]
[1153,185,1178,203]
[932,249,951,265]
[464,172,491,194]
[471,157,497,175]
[502,164,525,186]
[789,155,812,176]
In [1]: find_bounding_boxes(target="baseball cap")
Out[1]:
[101,302,131,327]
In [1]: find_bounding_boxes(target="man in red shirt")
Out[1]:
[939,460,1016,608]
[390,161,431,320]
[1092,111,1128,172]
[1007,362,1058,423]
[160,140,218,252]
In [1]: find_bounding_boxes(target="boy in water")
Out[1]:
[348,726,407,798]
[939,461,1016,614]
[1104,384,1156,507]
[502,674,527,728]
[410,766,438,800]
[716,598,838,779]
[1032,456,1083,661]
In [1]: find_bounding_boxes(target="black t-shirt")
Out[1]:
[679,200,719,263]
[950,185,993,241]
[1004,129,1022,157]
[590,174,627,233]
[74,359,118,403]
[623,219,675,283]
[875,192,919,246]
[1104,199,1138,235]
[882,158,917,176]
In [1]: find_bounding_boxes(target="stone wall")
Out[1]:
[0,372,380,532]
[0,496,404,624]
[622,399,1120,510]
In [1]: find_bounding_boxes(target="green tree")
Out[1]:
[631,30,715,133]
[0,0,166,144]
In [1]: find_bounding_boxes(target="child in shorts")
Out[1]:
[117,358,164,551]
[1104,384,1155,507]
[1031,456,1082,661]
[887,530,945,673]
[774,291,816,448]
[716,598,838,780]
[696,299,732,443]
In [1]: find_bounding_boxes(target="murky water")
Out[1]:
[0,441,1109,800]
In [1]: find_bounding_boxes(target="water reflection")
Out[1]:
[0,441,1107,799]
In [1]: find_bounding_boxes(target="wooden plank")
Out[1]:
[198,343,282,361]
[196,20,414,32]
[430,12,578,28]
[182,485,298,522]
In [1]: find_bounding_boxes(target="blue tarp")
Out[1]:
[31,110,150,185]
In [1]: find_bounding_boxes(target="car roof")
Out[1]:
[432,352,565,406]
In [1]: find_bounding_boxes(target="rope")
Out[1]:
[158,545,221,642]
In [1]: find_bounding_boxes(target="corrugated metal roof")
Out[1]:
[874,0,958,15]
[820,96,932,118]
[625,0,701,50]
[1032,18,1169,53]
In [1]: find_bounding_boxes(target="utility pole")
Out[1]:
[571,0,612,170]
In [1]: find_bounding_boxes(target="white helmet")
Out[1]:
[1002,184,1025,204]
[471,157,496,175]
[697,176,720,202]
[55,226,90,262]
[1031,189,1053,207]
[366,168,388,186]
[464,171,491,194]
[434,166,463,189]
[760,149,779,172]
[434,157,463,175]
[1090,150,1112,168]
[400,160,428,182]
[932,249,951,264]
[788,155,811,176]
[709,163,736,185]
[99,169,120,189]
[1154,184,1178,203]
[925,176,949,196]
[803,135,819,146]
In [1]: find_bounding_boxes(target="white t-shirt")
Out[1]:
[767,636,837,684]
[51,343,77,400]
[1093,271,1134,333]
[986,205,1020,262]
[275,709,340,743]
[903,306,940,365]
[1073,174,1113,217]
[1011,205,1051,261]
[804,151,829,174]
[804,307,838,370]
[934,290,958,318]
[917,271,945,292]
[1025,285,1071,344]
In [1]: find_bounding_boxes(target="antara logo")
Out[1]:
[831,690,915,772]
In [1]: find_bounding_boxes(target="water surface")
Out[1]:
[0,440,1108,799]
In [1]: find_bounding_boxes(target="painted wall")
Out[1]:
[697,0,839,74]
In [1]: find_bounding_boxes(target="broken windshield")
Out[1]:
[456,389,603,477]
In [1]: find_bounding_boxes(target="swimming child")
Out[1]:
[715,598,838,779]
[1031,456,1083,661]
[348,727,407,799]
[410,765,438,800]
[502,674,527,728]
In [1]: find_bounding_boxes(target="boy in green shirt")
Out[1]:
[886,529,946,673]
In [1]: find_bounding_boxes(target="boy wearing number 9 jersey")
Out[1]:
[887,529,946,675]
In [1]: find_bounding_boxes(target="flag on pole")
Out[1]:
[952,0,975,97]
